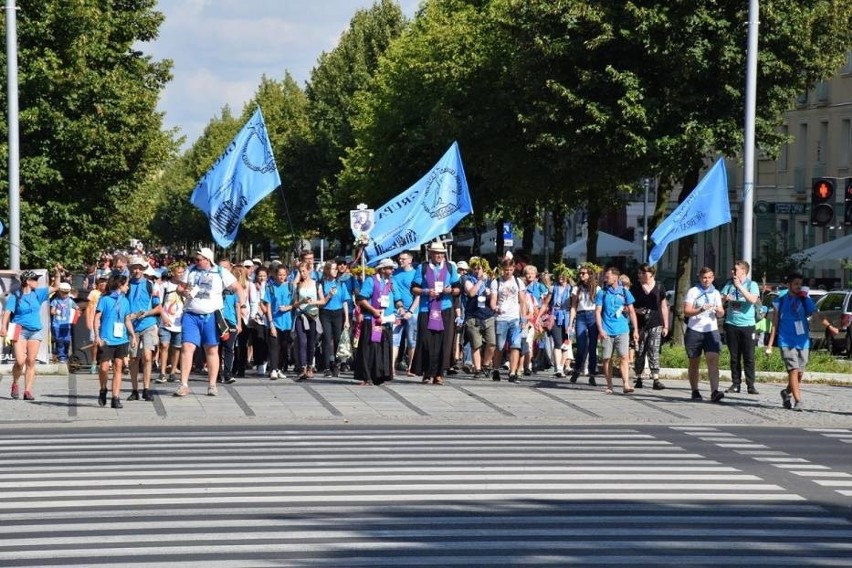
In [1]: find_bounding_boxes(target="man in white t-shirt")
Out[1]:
[174,247,242,397]
[489,258,527,382]
[682,266,726,403]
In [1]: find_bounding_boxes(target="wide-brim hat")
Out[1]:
[128,255,147,268]
[375,258,394,269]
[427,242,446,253]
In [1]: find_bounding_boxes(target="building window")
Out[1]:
[817,121,828,165]
[841,119,851,169]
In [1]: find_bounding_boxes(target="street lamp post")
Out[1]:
[642,178,650,262]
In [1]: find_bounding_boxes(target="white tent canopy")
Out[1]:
[457,229,550,254]
[562,231,641,258]
[793,234,852,264]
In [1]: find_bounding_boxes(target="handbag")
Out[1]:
[214,309,231,341]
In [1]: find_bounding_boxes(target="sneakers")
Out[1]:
[523,369,532,377]
[154,374,168,384]
[588,377,597,386]
[726,385,741,394]
[167,374,178,383]
[10,383,19,399]
[472,370,484,379]
[793,400,804,412]
[142,389,154,402]
[508,374,519,383]
[691,390,703,401]
[256,363,267,376]
[711,390,725,403]
[780,388,792,410]
[89,363,97,374]
[173,385,191,397]
[207,385,218,397]
[111,396,123,409]
[652,379,666,390]
[270,370,280,380]
[491,369,501,382]
[569,371,579,384]
[127,390,140,401]
[23,390,34,401]
[98,389,108,407]
[747,386,759,395]
[634,378,644,388]
[224,376,236,384]
[555,371,564,378]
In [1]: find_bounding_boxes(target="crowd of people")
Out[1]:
[2,244,839,412]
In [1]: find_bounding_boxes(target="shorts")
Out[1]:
[495,319,523,351]
[158,327,183,348]
[684,328,722,359]
[181,311,219,348]
[98,342,129,363]
[601,333,630,359]
[19,328,45,342]
[129,326,158,357]
[781,347,809,372]
[465,317,496,350]
[392,316,418,349]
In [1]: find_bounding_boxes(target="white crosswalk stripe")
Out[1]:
[1,427,851,566]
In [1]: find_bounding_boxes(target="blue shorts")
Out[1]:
[495,319,523,351]
[158,327,183,348]
[392,317,418,349]
[19,328,45,342]
[180,312,218,348]
[684,328,722,359]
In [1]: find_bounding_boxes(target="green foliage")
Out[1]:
[0,0,174,268]
[659,343,852,374]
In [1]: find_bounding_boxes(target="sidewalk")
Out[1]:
[1,369,850,428]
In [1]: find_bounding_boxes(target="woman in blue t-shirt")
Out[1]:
[1,268,63,401]
[318,261,351,377]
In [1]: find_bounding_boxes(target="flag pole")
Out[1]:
[6,0,20,271]
[741,0,759,269]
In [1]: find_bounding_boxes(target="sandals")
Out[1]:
[623,388,635,394]
[603,387,614,395]
[432,377,444,386]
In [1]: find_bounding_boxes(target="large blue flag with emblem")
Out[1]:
[365,141,473,265]
[648,157,731,265]
[190,107,281,248]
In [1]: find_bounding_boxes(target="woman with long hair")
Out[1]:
[94,274,135,408]
[570,264,601,385]
[318,261,350,377]
[293,261,325,380]
[1,267,62,400]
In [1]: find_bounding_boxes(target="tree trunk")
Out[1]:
[552,205,566,264]
[586,202,600,263]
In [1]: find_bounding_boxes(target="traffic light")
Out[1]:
[811,177,835,226]
[845,178,852,226]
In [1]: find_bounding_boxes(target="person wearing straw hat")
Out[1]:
[410,241,460,385]
[354,258,396,385]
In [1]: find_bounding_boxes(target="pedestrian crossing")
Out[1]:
[0,427,850,566]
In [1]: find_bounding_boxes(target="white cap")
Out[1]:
[58,282,72,292]
[197,247,215,262]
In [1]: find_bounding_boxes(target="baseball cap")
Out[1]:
[196,247,215,262]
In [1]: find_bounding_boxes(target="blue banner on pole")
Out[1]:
[365,141,473,264]
[190,107,281,248]
[648,158,731,265]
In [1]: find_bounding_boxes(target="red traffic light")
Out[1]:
[816,182,832,199]
[811,177,835,226]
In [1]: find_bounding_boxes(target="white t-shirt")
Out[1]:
[182,264,237,315]
[684,285,722,332]
[490,276,525,322]
[573,285,599,312]
[159,281,184,332]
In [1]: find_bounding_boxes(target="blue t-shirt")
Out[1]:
[359,275,396,320]
[265,281,294,331]
[5,288,49,331]
[319,278,351,311]
[392,267,417,311]
[412,262,459,312]
[595,285,635,336]
[50,296,78,326]
[721,279,760,326]
[97,292,131,346]
[128,278,160,332]
[526,281,548,305]
[773,293,816,349]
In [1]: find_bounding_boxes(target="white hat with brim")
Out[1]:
[427,242,447,253]
[456,261,469,270]
[58,282,72,292]
[143,266,159,278]
[197,247,215,263]
[128,255,146,268]
[375,259,395,269]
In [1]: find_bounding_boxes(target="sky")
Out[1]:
[143,0,421,149]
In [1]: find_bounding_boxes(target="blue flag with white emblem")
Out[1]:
[365,141,473,265]
[190,107,281,248]
[648,157,731,265]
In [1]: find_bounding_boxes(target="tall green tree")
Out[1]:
[0,0,173,267]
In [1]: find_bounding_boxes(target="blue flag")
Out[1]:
[190,107,281,248]
[648,158,731,265]
[365,141,473,264]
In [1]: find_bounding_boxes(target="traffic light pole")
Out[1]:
[742,0,759,270]
[6,1,20,271]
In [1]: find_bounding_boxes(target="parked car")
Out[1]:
[808,290,852,355]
